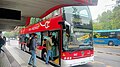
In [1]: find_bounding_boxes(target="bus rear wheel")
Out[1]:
[108,41,114,46]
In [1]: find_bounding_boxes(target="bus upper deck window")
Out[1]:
[53,9,60,16]
[79,10,89,17]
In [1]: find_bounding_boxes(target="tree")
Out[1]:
[4,31,19,38]
[93,5,120,30]
[93,22,102,30]
[97,10,112,23]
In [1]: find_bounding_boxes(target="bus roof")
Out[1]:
[39,0,98,18]
[24,0,98,26]
[93,29,120,32]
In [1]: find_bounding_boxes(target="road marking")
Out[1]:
[91,61,105,64]
[95,51,120,57]
[116,54,120,56]
[106,52,113,55]
[92,61,112,67]
[92,61,113,67]
[106,65,112,67]
[97,51,104,53]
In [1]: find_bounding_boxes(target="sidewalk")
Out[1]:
[0,50,11,67]
[3,44,53,67]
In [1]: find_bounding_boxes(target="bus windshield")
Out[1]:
[63,31,93,51]
[63,6,93,51]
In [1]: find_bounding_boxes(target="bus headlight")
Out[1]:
[67,57,69,60]
[64,57,67,60]
[69,57,72,60]
[63,57,72,60]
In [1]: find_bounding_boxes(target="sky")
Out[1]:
[89,0,116,20]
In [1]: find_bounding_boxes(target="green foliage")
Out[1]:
[4,31,18,38]
[30,17,40,25]
[93,22,102,30]
[93,5,120,30]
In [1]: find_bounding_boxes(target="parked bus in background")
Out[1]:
[93,29,120,46]
[19,0,98,67]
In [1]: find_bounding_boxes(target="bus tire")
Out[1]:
[108,41,114,46]
[41,49,47,61]
[115,45,118,46]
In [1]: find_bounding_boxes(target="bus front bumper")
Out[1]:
[61,56,94,67]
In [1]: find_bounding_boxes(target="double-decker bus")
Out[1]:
[93,29,120,46]
[19,0,98,67]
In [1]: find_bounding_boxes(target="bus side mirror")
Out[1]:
[66,25,70,34]
[58,21,70,34]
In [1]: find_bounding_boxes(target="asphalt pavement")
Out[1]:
[74,45,120,67]
[2,40,120,67]
[95,45,120,57]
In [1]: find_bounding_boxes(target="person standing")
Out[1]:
[27,34,32,51]
[0,36,5,53]
[46,35,54,64]
[28,33,37,67]
[3,36,6,45]
[19,34,24,50]
[23,35,29,51]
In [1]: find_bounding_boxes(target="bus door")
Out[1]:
[50,30,60,65]
[41,30,60,66]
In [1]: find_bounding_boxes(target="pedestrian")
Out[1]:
[3,36,6,45]
[42,39,47,47]
[0,36,5,53]
[27,34,32,51]
[22,34,26,51]
[45,34,54,64]
[19,34,24,50]
[24,35,29,51]
[28,33,37,67]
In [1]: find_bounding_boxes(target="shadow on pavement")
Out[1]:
[72,64,93,67]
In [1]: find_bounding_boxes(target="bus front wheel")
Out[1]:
[108,41,114,46]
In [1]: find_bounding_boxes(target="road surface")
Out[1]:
[6,40,120,67]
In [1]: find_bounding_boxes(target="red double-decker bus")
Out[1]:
[19,0,98,66]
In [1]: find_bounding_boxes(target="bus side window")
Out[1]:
[117,32,120,39]
[36,32,41,46]
[109,32,115,38]
[53,9,60,17]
